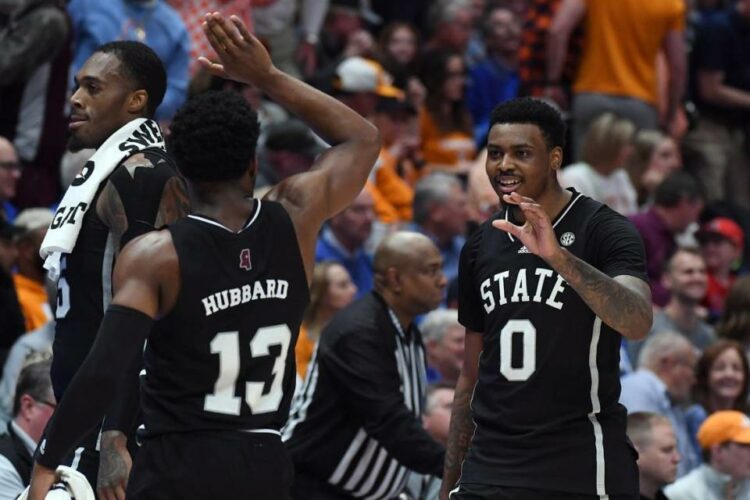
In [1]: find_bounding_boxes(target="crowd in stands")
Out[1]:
[2,0,750,498]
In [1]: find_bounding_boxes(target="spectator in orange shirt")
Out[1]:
[547,0,687,157]
[12,208,53,332]
[418,50,476,174]
[369,96,420,223]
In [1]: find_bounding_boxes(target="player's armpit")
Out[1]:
[549,249,653,340]
[441,330,482,496]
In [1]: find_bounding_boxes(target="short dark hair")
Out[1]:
[168,90,260,183]
[13,358,52,417]
[489,97,566,150]
[654,171,704,208]
[96,41,167,118]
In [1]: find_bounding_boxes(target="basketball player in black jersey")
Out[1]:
[440,99,653,500]
[47,41,189,498]
[27,12,380,500]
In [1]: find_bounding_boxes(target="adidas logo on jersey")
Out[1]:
[518,246,529,254]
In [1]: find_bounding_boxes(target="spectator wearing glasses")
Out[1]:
[621,331,701,477]
[0,358,55,500]
[0,137,21,222]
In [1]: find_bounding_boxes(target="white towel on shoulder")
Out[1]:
[39,118,166,280]
[17,465,95,500]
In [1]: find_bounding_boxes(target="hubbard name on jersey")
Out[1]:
[457,190,647,497]
[141,200,309,438]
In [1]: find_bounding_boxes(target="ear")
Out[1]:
[18,393,35,419]
[386,267,401,292]
[127,89,149,115]
[549,147,563,171]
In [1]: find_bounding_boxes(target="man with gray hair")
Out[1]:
[424,0,474,55]
[620,331,700,477]
[412,173,468,283]
[0,358,55,499]
[12,208,53,332]
[420,308,464,386]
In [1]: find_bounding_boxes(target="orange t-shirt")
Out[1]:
[13,274,51,332]
[573,0,685,106]
[419,109,476,169]
[369,149,414,223]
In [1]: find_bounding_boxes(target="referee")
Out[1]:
[283,232,447,499]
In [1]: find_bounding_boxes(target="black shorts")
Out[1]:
[449,483,638,500]
[127,430,293,500]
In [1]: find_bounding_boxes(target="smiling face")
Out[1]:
[386,25,417,66]
[485,123,561,205]
[68,52,141,152]
[709,347,746,406]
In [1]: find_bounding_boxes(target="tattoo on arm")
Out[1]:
[442,383,475,490]
[552,250,652,340]
[97,181,128,249]
[154,176,190,228]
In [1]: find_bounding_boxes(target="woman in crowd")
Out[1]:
[295,261,357,380]
[418,50,476,176]
[686,339,749,456]
[625,129,682,207]
[558,112,638,215]
[377,21,425,108]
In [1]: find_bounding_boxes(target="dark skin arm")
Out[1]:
[199,13,381,282]
[439,330,482,500]
[28,232,179,500]
[493,192,652,340]
[94,154,188,500]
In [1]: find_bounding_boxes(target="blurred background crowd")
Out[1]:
[2,0,750,498]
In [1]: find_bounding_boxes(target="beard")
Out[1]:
[67,133,90,153]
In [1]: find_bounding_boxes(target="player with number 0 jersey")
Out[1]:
[440,99,652,500]
[27,12,380,500]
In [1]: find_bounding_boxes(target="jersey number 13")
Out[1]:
[204,324,291,416]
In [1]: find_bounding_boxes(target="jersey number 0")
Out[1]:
[204,324,292,416]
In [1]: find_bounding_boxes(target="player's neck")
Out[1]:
[189,182,256,232]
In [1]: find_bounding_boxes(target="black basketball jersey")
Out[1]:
[457,190,647,496]
[141,200,309,437]
[51,149,178,400]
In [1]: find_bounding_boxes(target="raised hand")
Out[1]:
[491,192,562,263]
[198,12,275,87]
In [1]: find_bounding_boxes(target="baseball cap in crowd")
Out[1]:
[14,208,54,235]
[697,411,750,449]
[696,217,745,249]
[263,119,323,158]
[334,57,404,99]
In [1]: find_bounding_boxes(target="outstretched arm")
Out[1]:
[439,330,482,499]
[199,13,380,280]
[27,233,177,500]
[493,193,652,340]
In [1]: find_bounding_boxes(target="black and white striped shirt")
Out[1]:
[283,292,444,499]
